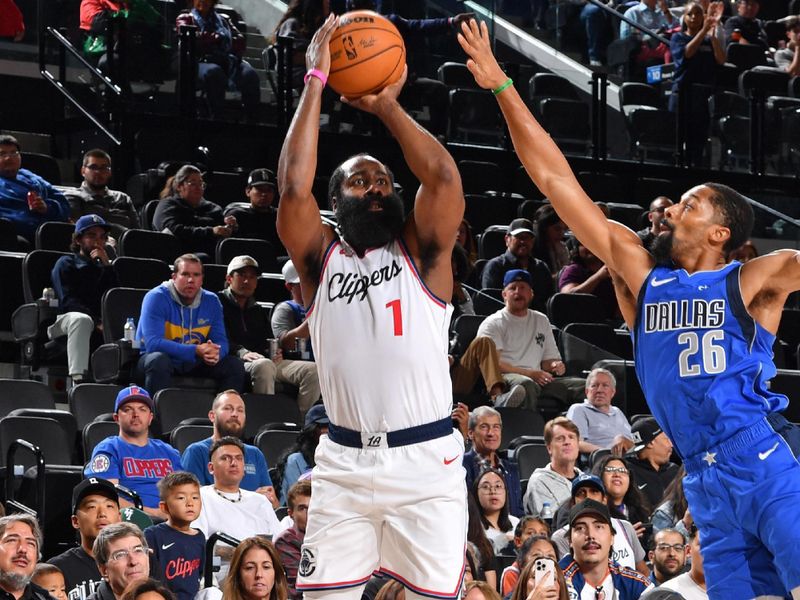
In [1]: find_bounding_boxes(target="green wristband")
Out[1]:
[492,78,513,96]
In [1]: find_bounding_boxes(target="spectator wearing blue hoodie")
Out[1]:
[135,253,246,394]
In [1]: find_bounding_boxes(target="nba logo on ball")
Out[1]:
[328,10,406,98]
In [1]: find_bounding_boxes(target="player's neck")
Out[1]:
[673,248,727,274]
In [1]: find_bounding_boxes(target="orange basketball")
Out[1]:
[328,11,406,99]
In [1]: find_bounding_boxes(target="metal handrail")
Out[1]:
[5,440,45,524]
[583,0,671,45]
[203,532,241,588]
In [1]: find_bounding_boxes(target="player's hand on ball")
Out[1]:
[306,13,338,75]
[457,19,509,91]
[341,65,408,113]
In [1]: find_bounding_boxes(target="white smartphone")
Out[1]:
[534,557,555,587]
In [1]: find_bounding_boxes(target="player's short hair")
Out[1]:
[543,416,580,444]
[157,471,200,501]
[93,522,148,566]
[82,148,111,166]
[209,435,245,460]
[0,514,42,551]
[287,480,312,510]
[327,153,395,209]
[173,253,203,273]
[586,367,616,388]
[468,405,501,431]
[702,182,754,254]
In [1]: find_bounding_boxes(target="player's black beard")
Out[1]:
[651,229,675,266]
[335,191,405,252]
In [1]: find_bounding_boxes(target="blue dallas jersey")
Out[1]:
[633,262,788,459]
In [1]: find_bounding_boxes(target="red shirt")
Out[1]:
[0,0,24,37]
[79,0,126,30]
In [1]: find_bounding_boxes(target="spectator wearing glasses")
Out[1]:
[647,528,687,586]
[153,165,236,260]
[636,197,673,251]
[0,134,69,249]
[472,468,519,555]
[656,525,707,599]
[559,500,653,599]
[463,406,524,517]
[65,149,140,234]
[88,522,151,600]
[626,417,679,508]
[594,455,652,547]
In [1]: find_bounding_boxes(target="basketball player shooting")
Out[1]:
[458,17,800,600]
[277,14,467,600]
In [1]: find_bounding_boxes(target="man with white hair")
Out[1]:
[0,514,58,600]
[566,368,633,456]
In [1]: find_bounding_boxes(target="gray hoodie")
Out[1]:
[523,463,582,516]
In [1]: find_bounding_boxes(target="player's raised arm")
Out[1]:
[457,19,647,279]
[277,14,338,281]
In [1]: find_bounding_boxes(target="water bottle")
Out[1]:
[123,318,135,345]
[542,501,553,527]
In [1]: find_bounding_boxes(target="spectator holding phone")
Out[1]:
[509,553,572,600]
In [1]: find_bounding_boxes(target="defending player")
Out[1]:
[458,18,800,600]
[277,14,467,600]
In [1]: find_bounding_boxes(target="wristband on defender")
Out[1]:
[304,68,328,87]
[492,78,513,96]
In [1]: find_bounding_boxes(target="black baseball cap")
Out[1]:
[630,417,664,453]
[72,477,119,514]
[247,168,277,189]
[569,498,615,532]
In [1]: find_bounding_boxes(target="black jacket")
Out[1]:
[152,196,224,256]
[0,582,56,600]
[85,581,115,600]
[51,253,119,320]
[218,287,271,357]
[626,454,680,509]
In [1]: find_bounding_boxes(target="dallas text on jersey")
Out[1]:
[644,299,725,333]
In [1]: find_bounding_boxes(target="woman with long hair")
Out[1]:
[472,468,518,555]
[463,580,502,600]
[223,537,288,600]
[373,580,405,600]
[508,553,571,600]
[120,579,176,600]
[593,454,653,542]
[652,465,692,537]
[466,493,498,590]
[532,205,569,277]
[275,404,328,504]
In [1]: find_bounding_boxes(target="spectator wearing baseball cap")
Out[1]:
[626,417,679,508]
[85,386,183,520]
[473,266,585,411]
[218,255,320,412]
[223,168,284,252]
[48,478,122,600]
[271,260,315,362]
[551,474,649,575]
[558,498,653,599]
[481,217,555,313]
[278,404,329,504]
[49,213,119,385]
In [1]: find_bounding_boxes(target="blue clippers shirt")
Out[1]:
[144,522,205,600]
[633,262,787,459]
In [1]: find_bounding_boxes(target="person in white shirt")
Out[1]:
[656,525,708,600]
[191,437,280,580]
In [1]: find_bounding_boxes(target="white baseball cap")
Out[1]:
[282,260,300,284]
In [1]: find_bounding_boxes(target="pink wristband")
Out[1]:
[304,68,327,87]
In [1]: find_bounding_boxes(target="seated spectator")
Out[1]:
[656,525,707,598]
[49,478,122,599]
[274,480,311,600]
[481,217,554,313]
[223,169,283,251]
[32,564,68,600]
[509,550,572,600]
[651,466,692,538]
[636,197,672,250]
[775,17,800,76]
[648,528,687,586]
[457,218,479,267]
[524,416,583,517]
[532,205,570,279]
[65,149,140,235]
[144,472,205,600]
[626,417,679,508]
[473,468,519,555]
[85,386,182,519]
[558,237,620,322]
[88,522,151,600]
[467,495,498,590]
[271,260,314,358]
[120,580,176,600]
[373,580,404,600]
[463,406,523,518]
[153,166,235,260]
[463,581,502,600]
[79,0,163,70]
[0,134,69,249]
[451,243,475,320]
[723,0,768,48]
[181,390,278,505]
[0,515,52,600]
[566,368,633,456]
[558,500,653,598]
[176,0,260,120]
[477,270,585,411]
[273,0,330,87]
[729,239,758,262]
[594,455,652,543]
[500,529,556,596]
[50,215,118,385]
[551,474,648,573]
[135,254,246,394]
[580,0,614,67]
[191,437,281,579]
[275,404,328,504]
[0,0,25,40]
[222,537,288,600]
[450,334,526,408]
[219,256,320,413]
[670,1,725,166]
[620,0,678,70]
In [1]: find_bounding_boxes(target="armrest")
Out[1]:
[91,341,141,383]
[11,304,40,342]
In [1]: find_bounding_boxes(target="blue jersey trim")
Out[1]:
[725,263,756,351]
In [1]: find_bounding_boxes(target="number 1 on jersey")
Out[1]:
[386,299,403,336]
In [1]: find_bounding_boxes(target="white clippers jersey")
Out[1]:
[307,237,454,432]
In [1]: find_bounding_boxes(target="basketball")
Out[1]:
[328,11,406,99]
